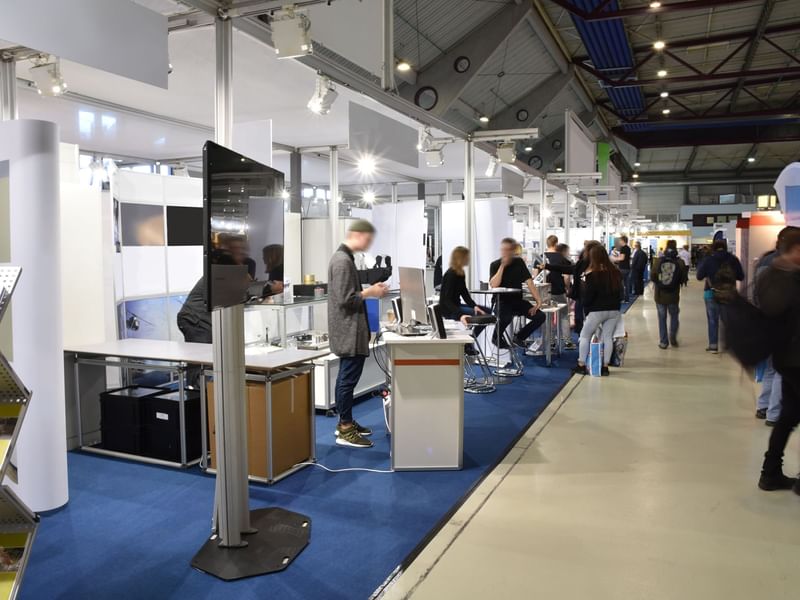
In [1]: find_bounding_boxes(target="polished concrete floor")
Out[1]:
[381,282,800,600]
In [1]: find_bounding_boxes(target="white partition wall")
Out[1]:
[371,200,426,287]
[565,109,597,174]
[441,200,466,267]
[0,119,69,511]
[474,198,512,284]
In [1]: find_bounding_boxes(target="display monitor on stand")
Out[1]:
[398,267,429,336]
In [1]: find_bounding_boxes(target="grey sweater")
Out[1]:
[328,244,370,357]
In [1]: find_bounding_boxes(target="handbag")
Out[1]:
[588,336,603,377]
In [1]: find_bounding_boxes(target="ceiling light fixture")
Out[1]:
[556,167,563,172]
[307,75,338,115]
[634,161,641,167]
[281,189,290,199]
[524,145,533,152]
[28,56,67,97]
[272,6,313,59]
[362,190,376,204]
[650,2,662,9]
[396,59,412,72]
[496,142,517,164]
[662,108,671,115]
[357,155,377,175]
[747,157,756,163]
[660,91,669,98]
[653,40,666,51]
[479,115,490,124]
[657,69,668,78]
[632,173,640,179]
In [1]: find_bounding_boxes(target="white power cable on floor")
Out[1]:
[294,462,394,474]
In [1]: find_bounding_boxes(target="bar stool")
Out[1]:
[493,314,524,378]
[463,315,497,394]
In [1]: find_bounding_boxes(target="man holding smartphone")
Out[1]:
[328,220,389,448]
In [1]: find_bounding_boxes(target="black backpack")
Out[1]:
[721,294,787,367]
[711,258,738,304]
[655,257,682,292]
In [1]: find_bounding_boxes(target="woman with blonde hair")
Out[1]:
[439,246,491,339]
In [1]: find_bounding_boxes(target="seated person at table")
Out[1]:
[489,237,546,348]
[439,246,491,342]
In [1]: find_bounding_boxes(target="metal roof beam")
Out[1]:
[729,0,777,112]
[488,67,575,130]
[398,1,532,117]
[548,0,758,22]
[683,146,699,176]
[613,123,800,148]
[576,60,800,86]
[639,73,800,99]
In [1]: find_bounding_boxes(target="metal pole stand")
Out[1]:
[191,305,311,580]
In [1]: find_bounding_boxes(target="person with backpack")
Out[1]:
[651,239,688,349]
[756,228,800,493]
[696,239,744,353]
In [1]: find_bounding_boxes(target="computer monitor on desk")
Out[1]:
[398,267,429,334]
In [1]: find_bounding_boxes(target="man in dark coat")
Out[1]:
[631,241,648,296]
[328,220,388,448]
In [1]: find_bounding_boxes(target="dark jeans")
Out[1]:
[656,303,680,346]
[335,354,367,423]
[632,269,646,296]
[574,298,585,334]
[457,304,492,339]
[762,370,800,477]
[497,298,546,344]
[177,316,211,388]
[704,297,720,349]
[620,269,631,302]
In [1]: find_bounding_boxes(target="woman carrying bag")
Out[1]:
[573,245,623,377]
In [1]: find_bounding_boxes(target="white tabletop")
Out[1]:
[540,303,568,313]
[383,331,472,345]
[65,338,330,371]
[469,287,522,294]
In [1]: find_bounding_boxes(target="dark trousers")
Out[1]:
[177,316,211,388]
[633,268,646,296]
[335,354,367,423]
[620,269,631,302]
[574,298,585,334]
[656,303,680,346]
[457,304,492,339]
[762,369,800,477]
[497,298,546,344]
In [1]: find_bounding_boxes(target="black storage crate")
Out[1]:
[141,390,201,463]
[100,386,163,455]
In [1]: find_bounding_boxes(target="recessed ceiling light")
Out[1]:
[747,157,756,163]
[396,60,412,72]
[657,69,668,78]
[653,40,666,51]
[634,161,641,167]
[479,115,490,123]
[650,2,662,8]
[662,108,671,115]
[660,91,669,98]
[524,146,533,152]
[556,167,563,172]
[632,173,640,179]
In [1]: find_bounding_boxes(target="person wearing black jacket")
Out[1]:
[631,241,648,296]
[757,228,800,494]
[439,246,490,337]
[542,236,576,350]
[569,240,602,334]
[573,245,623,377]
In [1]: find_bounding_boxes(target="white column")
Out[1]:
[564,193,571,247]
[539,178,547,252]
[0,58,17,121]
[215,17,233,147]
[590,200,597,240]
[0,120,68,511]
[464,141,476,285]
[329,146,340,256]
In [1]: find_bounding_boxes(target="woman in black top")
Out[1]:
[574,244,623,376]
[439,246,491,339]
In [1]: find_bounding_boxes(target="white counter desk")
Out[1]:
[64,339,329,469]
[383,330,472,470]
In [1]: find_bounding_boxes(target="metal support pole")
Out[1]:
[0,58,17,121]
[464,140,476,286]
[539,178,547,253]
[290,150,302,213]
[590,200,597,241]
[329,146,340,256]
[391,182,398,204]
[381,0,395,90]
[215,16,233,147]
[564,193,571,247]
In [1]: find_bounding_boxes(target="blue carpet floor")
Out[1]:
[22,352,575,600]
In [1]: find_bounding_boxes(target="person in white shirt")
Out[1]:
[678,245,691,269]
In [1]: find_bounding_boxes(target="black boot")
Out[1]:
[758,472,797,491]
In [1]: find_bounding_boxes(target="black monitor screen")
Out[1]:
[203,141,285,309]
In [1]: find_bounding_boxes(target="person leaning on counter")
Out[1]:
[328,219,389,449]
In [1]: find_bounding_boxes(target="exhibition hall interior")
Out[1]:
[1,0,800,598]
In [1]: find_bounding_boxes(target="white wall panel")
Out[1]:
[565,110,596,174]
[162,176,202,207]
[474,198,512,284]
[284,212,302,284]
[121,246,167,297]
[166,246,203,294]
[441,201,465,269]
[114,170,163,205]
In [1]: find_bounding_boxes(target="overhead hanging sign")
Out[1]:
[0,0,168,88]
[348,102,418,168]
[501,167,524,200]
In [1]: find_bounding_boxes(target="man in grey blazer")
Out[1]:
[328,220,388,448]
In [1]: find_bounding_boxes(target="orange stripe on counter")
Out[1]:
[394,359,461,367]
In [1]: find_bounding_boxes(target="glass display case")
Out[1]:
[245,295,329,349]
